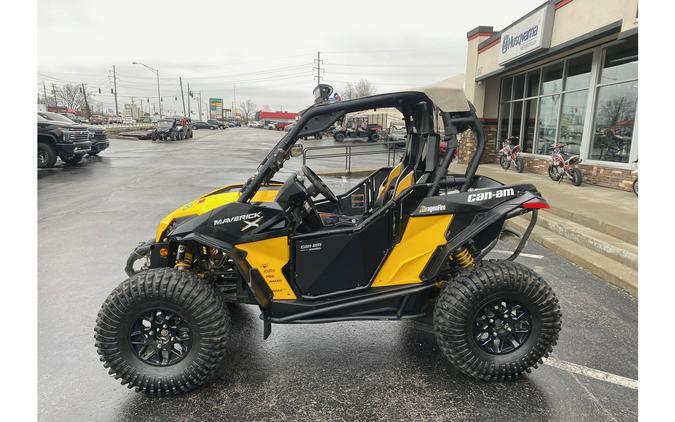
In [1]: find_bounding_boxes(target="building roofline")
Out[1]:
[466,26,494,40]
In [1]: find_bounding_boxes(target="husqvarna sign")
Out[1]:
[498,5,554,65]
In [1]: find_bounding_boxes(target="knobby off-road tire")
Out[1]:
[499,155,510,170]
[571,168,583,186]
[94,268,230,395]
[434,260,561,381]
[515,157,525,173]
[548,164,561,181]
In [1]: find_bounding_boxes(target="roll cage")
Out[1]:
[238,89,487,203]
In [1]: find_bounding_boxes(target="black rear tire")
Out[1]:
[334,132,345,142]
[38,142,57,168]
[633,179,638,196]
[571,168,583,186]
[434,261,561,381]
[515,157,525,173]
[499,155,510,170]
[95,268,230,395]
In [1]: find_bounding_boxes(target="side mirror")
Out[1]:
[290,144,304,158]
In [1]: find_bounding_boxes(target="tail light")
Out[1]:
[522,199,550,209]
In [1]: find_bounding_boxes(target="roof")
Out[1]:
[258,111,297,120]
[402,74,470,112]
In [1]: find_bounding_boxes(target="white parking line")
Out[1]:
[491,249,544,259]
[543,356,638,390]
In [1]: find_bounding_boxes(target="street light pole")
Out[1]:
[132,61,162,118]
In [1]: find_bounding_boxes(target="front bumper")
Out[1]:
[56,140,92,155]
[90,139,109,153]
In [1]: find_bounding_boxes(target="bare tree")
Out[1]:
[239,99,257,123]
[341,79,377,100]
[600,96,634,126]
[56,84,86,110]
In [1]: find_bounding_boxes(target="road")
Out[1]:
[38,128,637,421]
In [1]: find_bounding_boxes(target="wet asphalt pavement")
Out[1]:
[38,128,637,421]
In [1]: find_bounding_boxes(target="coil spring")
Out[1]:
[452,247,475,268]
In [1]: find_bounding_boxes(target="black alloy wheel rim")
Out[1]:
[473,298,532,355]
[129,309,192,366]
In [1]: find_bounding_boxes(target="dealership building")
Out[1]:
[463,0,638,190]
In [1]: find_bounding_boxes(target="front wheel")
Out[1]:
[499,154,511,170]
[60,153,85,165]
[94,268,230,395]
[38,142,57,168]
[434,261,561,381]
[515,157,525,173]
[548,164,561,181]
[570,168,583,186]
[334,132,345,142]
[633,179,638,196]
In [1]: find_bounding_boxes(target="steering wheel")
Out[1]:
[302,165,338,203]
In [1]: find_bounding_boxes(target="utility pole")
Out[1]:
[42,81,48,106]
[81,83,91,118]
[198,91,202,121]
[313,51,323,85]
[51,84,58,110]
[112,65,119,116]
[179,77,186,117]
[233,84,237,118]
[187,83,191,119]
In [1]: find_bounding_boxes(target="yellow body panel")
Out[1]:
[394,172,414,198]
[371,214,453,287]
[377,163,402,200]
[155,184,279,241]
[235,236,297,300]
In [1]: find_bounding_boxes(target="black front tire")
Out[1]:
[38,142,58,168]
[633,179,638,196]
[548,164,561,181]
[434,261,561,381]
[334,133,345,142]
[499,155,510,170]
[571,168,583,186]
[95,268,230,395]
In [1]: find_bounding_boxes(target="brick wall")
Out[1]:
[458,130,635,192]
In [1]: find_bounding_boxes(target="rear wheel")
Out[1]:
[571,168,583,186]
[515,157,525,173]
[95,268,230,395]
[334,132,345,142]
[434,261,561,381]
[633,179,638,196]
[499,155,511,170]
[38,142,57,168]
[548,164,561,181]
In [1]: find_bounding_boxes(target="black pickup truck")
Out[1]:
[40,111,109,156]
[37,114,92,168]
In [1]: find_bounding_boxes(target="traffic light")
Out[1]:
[98,88,102,94]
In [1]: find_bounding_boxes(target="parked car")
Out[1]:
[107,116,124,124]
[37,114,91,167]
[192,121,217,130]
[39,111,109,156]
[384,124,407,148]
[228,120,241,127]
[207,119,226,129]
[152,118,193,141]
[266,121,277,130]
[248,121,264,128]
[122,117,135,125]
[89,115,106,125]
[284,123,295,132]
[61,112,89,124]
[275,121,293,131]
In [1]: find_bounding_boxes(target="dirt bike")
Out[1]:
[95,80,561,396]
[548,144,583,186]
[498,136,524,173]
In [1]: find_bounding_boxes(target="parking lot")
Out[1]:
[38,127,637,421]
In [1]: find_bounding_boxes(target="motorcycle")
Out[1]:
[498,136,524,173]
[632,159,638,196]
[548,144,583,186]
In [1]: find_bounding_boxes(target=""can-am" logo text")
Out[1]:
[467,188,515,203]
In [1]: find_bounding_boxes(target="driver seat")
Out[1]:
[372,132,423,209]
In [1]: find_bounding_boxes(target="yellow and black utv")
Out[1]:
[95,77,561,395]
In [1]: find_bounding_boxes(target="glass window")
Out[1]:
[590,81,638,163]
[600,39,638,84]
[536,95,559,155]
[499,103,510,141]
[522,99,537,153]
[559,90,589,155]
[565,53,592,91]
[513,74,525,99]
[500,77,512,102]
[542,62,563,95]
[526,70,540,97]
[510,101,523,140]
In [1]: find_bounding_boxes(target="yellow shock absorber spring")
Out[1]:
[175,252,193,270]
[452,247,475,268]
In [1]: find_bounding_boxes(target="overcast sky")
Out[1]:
[38,0,544,115]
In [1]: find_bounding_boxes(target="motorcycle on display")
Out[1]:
[498,136,524,173]
[548,144,583,186]
[632,159,638,196]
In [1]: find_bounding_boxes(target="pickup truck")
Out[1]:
[39,111,109,156]
[37,114,92,167]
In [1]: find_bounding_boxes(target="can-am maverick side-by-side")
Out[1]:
[95,77,561,395]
